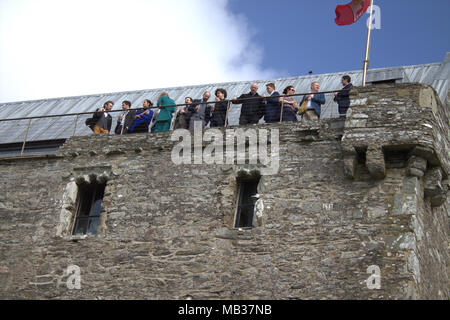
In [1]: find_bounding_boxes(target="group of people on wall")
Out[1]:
[87,75,353,135]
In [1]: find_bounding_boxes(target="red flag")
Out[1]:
[335,0,371,26]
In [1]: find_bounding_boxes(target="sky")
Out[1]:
[0,0,449,103]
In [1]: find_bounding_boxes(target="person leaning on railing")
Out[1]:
[128,99,154,133]
[279,85,299,122]
[114,100,136,134]
[91,100,114,134]
[299,82,325,121]
[154,92,177,133]
[334,75,353,118]
[190,91,211,130]
[174,97,195,130]
[263,83,281,123]
[210,88,228,128]
[231,82,265,125]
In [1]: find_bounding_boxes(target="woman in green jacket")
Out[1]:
[154,92,177,132]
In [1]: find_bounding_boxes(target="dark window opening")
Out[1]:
[73,182,106,235]
[384,146,414,169]
[355,147,367,164]
[235,178,260,228]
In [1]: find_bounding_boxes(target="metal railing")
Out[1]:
[0,89,346,156]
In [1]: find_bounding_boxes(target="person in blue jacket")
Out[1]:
[300,82,325,121]
[264,83,281,123]
[129,99,154,133]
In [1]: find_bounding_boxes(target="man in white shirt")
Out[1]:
[114,100,136,134]
[300,82,326,122]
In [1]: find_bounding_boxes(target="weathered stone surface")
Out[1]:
[410,146,441,168]
[0,84,448,300]
[407,156,427,177]
[430,194,447,207]
[344,154,358,179]
[408,168,425,178]
[344,83,449,179]
[424,167,444,198]
[366,148,386,180]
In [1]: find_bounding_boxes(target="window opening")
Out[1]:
[73,182,106,235]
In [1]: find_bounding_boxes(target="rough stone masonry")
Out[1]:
[0,83,448,299]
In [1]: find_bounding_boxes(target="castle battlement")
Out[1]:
[0,83,448,300]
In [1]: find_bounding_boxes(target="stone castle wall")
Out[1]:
[0,83,448,299]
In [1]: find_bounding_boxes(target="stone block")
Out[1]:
[407,156,427,177]
[410,146,440,167]
[392,194,403,215]
[346,119,367,128]
[387,233,416,250]
[402,194,418,215]
[430,194,446,207]
[408,168,425,178]
[403,177,420,195]
[344,154,357,179]
[407,252,421,284]
[424,167,443,198]
[366,148,386,180]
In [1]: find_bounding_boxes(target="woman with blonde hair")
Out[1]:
[154,92,177,132]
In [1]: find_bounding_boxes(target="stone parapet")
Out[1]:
[0,84,448,299]
[342,83,449,207]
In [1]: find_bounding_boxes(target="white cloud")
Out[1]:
[0,0,276,103]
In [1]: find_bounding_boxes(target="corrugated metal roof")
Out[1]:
[0,53,449,144]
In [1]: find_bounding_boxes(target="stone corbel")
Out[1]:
[75,174,92,185]
[407,146,448,207]
[74,172,110,186]
[405,150,448,207]
[366,146,386,180]
[407,156,427,178]
[343,147,358,179]
[424,167,447,207]
[342,144,387,180]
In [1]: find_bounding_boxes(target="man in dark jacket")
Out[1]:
[232,82,265,125]
[334,75,353,118]
[114,100,136,134]
[210,88,228,128]
[174,97,195,130]
[190,91,211,130]
[264,83,281,123]
[92,100,114,134]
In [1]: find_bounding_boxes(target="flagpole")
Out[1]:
[362,0,374,87]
